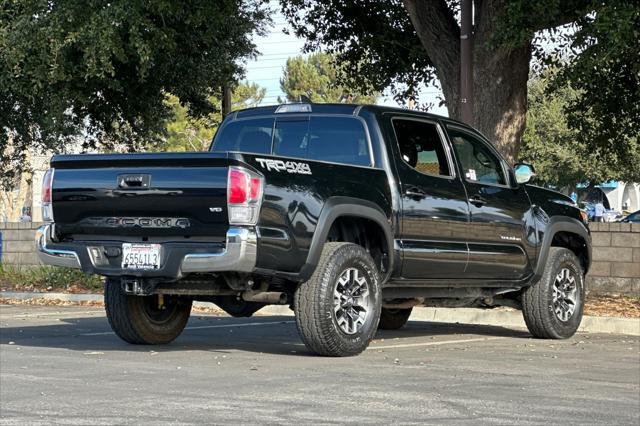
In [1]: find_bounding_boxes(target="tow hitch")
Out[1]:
[121,278,158,296]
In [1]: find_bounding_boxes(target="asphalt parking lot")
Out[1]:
[1,304,639,425]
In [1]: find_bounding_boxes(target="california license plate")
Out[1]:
[121,243,161,270]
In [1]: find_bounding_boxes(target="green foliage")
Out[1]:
[551,1,640,166]
[158,83,266,152]
[492,1,592,53]
[0,265,103,292]
[280,53,379,104]
[280,1,434,104]
[520,70,640,188]
[1,0,270,188]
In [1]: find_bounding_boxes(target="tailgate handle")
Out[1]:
[118,174,151,189]
[113,189,183,196]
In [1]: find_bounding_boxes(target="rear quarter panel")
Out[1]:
[235,153,392,273]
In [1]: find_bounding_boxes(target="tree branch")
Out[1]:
[402,0,461,117]
[402,0,460,66]
[532,0,593,32]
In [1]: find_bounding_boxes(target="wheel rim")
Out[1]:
[333,268,372,335]
[552,267,579,322]
[142,296,179,325]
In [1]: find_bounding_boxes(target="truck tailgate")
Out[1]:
[51,153,234,238]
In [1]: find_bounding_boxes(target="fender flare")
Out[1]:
[298,196,394,282]
[533,216,592,280]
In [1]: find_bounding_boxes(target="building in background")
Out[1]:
[577,181,640,216]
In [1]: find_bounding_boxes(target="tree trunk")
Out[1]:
[402,0,461,119]
[472,43,531,165]
[471,0,532,165]
[403,0,531,165]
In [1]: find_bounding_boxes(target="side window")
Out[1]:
[211,118,274,154]
[446,128,506,185]
[392,118,451,177]
[273,116,370,166]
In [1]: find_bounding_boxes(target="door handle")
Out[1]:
[468,196,487,207]
[404,186,427,198]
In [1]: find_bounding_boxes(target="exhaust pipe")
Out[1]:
[242,291,288,304]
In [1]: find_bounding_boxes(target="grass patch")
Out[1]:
[0,265,103,293]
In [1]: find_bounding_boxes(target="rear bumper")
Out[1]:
[35,225,82,268]
[180,228,256,273]
[35,224,257,278]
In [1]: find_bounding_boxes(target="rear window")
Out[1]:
[212,116,370,166]
[211,118,274,154]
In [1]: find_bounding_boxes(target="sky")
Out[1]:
[243,3,449,115]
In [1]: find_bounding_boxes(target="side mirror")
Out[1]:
[514,163,536,184]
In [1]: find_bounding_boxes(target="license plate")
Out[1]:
[121,243,161,270]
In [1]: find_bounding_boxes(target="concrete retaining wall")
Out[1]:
[1,222,639,295]
[587,222,640,296]
[0,222,42,266]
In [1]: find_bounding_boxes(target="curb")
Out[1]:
[1,291,103,303]
[2,291,639,336]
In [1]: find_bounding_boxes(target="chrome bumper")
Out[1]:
[35,225,82,268]
[35,224,257,274]
[180,227,257,273]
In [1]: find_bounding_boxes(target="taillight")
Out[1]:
[228,169,248,204]
[227,166,264,225]
[41,168,54,222]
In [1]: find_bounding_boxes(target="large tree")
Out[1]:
[548,1,640,169]
[0,0,270,187]
[520,70,640,189]
[280,53,379,104]
[281,0,638,165]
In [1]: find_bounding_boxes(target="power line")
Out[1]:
[253,51,305,57]
[259,40,305,45]
[248,66,286,70]
[246,57,300,63]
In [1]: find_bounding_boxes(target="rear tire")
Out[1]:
[522,247,584,339]
[104,278,192,344]
[378,307,412,330]
[294,242,381,357]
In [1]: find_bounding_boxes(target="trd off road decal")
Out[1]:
[255,158,312,175]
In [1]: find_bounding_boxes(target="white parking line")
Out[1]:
[368,336,503,350]
[79,320,295,336]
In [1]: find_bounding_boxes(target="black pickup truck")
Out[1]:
[36,103,591,356]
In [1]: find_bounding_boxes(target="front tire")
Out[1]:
[104,278,192,345]
[294,242,381,357]
[378,307,412,330]
[522,247,584,339]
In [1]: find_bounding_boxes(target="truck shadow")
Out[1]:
[0,313,532,356]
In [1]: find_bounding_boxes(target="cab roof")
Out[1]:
[233,103,452,123]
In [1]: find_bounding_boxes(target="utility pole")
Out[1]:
[222,83,232,117]
[460,0,474,125]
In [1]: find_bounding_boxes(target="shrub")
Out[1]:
[0,265,103,293]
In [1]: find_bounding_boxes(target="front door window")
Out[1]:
[447,129,506,186]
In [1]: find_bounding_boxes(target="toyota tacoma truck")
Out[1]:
[36,103,591,356]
